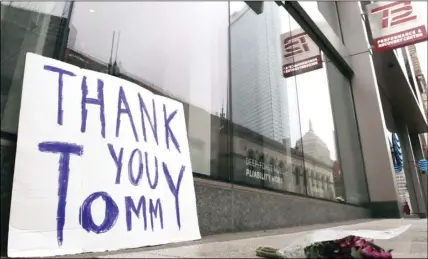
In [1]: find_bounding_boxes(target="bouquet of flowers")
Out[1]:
[256,224,410,259]
[303,235,393,258]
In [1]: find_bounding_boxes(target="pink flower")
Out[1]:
[355,239,366,247]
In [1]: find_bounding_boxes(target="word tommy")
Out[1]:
[38,65,186,247]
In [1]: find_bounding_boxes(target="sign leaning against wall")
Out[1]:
[8,53,201,257]
[366,1,428,52]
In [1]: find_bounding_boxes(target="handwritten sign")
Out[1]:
[8,53,201,257]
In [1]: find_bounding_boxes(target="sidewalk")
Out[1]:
[70,218,427,258]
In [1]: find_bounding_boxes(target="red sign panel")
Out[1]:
[281,30,323,78]
[366,1,428,52]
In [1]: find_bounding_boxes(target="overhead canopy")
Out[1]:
[244,1,264,15]
[373,50,428,134]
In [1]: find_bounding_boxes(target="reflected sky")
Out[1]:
[69,2,229,118]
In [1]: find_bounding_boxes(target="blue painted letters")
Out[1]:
[79,192,119,234]
[43,65,76,125]
[162,163,185,229]
[116,87,139,142]
[138,94,158,145]
[128,148,143,186]
[108,143,124,184]
[38,141,83,246]
[145,152,159,189]
[125,196,147,231]
[81,76,106,138]
[149,198,164,231]
[40,67,190,245]
[163,104,181,153]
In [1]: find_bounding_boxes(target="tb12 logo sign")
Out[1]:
[370,1,417,29]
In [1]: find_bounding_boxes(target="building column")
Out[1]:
[337,1,402,218]
[409,134,428,212]
[397,126,427,218]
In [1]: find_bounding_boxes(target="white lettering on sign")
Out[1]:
[244,158,290,184]
[370,1,417,29]
[284,57,320,74]
[245,169,284,184]
[377,28,424,47]
[366,1,428,52]
[8,53,201,257]
[280,29,323,78]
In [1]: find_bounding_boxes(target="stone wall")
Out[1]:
[194,178,371,236]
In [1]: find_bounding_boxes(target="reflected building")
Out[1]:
[295,120,336,199]
[230,4,289,143]
[219,116,336,199]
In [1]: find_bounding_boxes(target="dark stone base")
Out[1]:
[0,144,16,256]
[414,213,427,219]
[369,201,402,219]
[194,178,371,236]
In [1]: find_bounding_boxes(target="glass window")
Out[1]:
[286,12,342,201]
[228,2,369,204]
[1,0,370,211]
[1,1,72,135]
[317,1,343,41]
[287,13,368,204]
[230,2,306,195]
[64,2,230,181]
[325,60,369,205]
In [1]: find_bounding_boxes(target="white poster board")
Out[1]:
[8,53,201,257]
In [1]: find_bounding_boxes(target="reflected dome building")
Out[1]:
[296,120,333,166]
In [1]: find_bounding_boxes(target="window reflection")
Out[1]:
[1,1,72,134]
[230,2,348,201]
[230,2,305,194]
[0,0,369,205]
[64,2,230,180]
[287,13,343,201]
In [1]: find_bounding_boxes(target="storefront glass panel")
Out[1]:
[65,1,231,181]
[287,15,342,201]
[287,13,369,204]
[230,2,306,195]
[1,1,72,135]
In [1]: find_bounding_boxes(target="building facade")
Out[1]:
[408,44,428,159]
[230,4,289,142]
[1,1,427,256]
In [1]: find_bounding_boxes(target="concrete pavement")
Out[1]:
[67,218,427,258]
